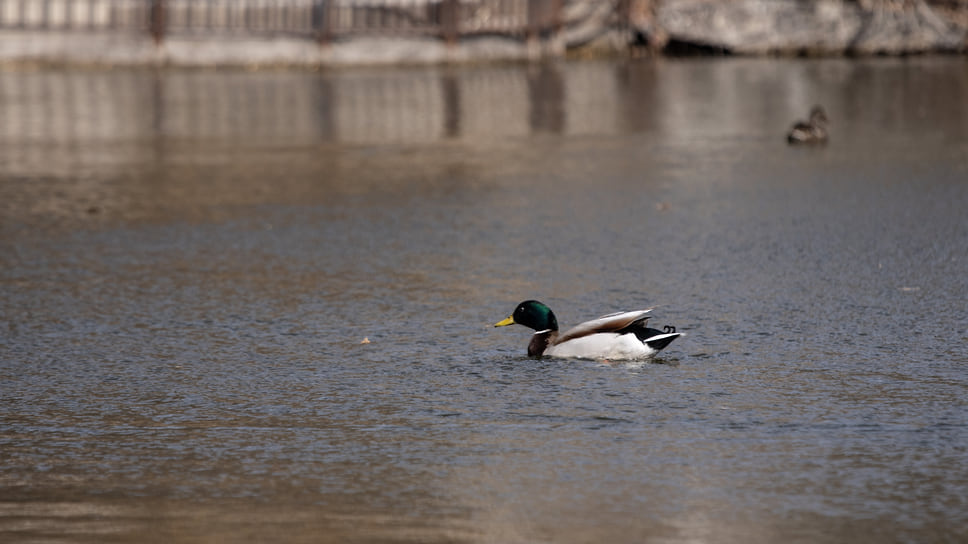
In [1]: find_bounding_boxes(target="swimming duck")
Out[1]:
[787,106,829,144]
[494,300,682,360]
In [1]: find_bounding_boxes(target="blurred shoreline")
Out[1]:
[0,0,965,68]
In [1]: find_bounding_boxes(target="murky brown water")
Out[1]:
[2,57,967,543]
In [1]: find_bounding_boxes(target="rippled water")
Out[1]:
[2,57,967,543]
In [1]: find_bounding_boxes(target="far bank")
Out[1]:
[0,0,965,67]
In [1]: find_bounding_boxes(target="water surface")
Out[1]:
[1,57,967,543]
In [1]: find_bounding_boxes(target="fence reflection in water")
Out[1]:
[0,63,633,152]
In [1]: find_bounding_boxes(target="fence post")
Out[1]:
[441,0,459,46]
[552,0,563,34]
[149,0,166,45]
[617,0,631,34]
[40,0,50,30]
[549,0,564,56]
[527,0,537,42]
[527,0,556,44]
[314,0,334,44]
[526,0,546,51]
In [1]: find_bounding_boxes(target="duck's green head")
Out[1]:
[494,300,558,332]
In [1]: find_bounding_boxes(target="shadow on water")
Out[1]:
[1,58,968,543]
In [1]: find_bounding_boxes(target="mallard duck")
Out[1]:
[494,300,682,360]
[787,106,829,144]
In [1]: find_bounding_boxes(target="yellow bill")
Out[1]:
[494,315,516,327]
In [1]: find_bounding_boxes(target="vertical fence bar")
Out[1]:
[552,0,562,34]
[526,0,540,42]
[150,0,166,43]
[87,0,96,30]
[314,0,333,44]
[41,0,50,29]
[440,0,457,45]
[616,0,630,36]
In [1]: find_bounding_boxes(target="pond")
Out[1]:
[1,56,967,543]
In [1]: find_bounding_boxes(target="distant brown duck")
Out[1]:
[787,106,829,144]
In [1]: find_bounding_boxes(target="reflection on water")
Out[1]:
[2,57,966,232]
[3,58,966,148]
[1,58,967,543]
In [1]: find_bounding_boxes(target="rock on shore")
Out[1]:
[629,0,966,55]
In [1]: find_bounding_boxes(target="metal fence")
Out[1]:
[0,0,150,31]
[0,0,564,43]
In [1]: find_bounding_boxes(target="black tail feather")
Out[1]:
[644,332,680,351]
[620,323,681,352]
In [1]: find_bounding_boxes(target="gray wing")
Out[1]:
[554,309,652,345]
